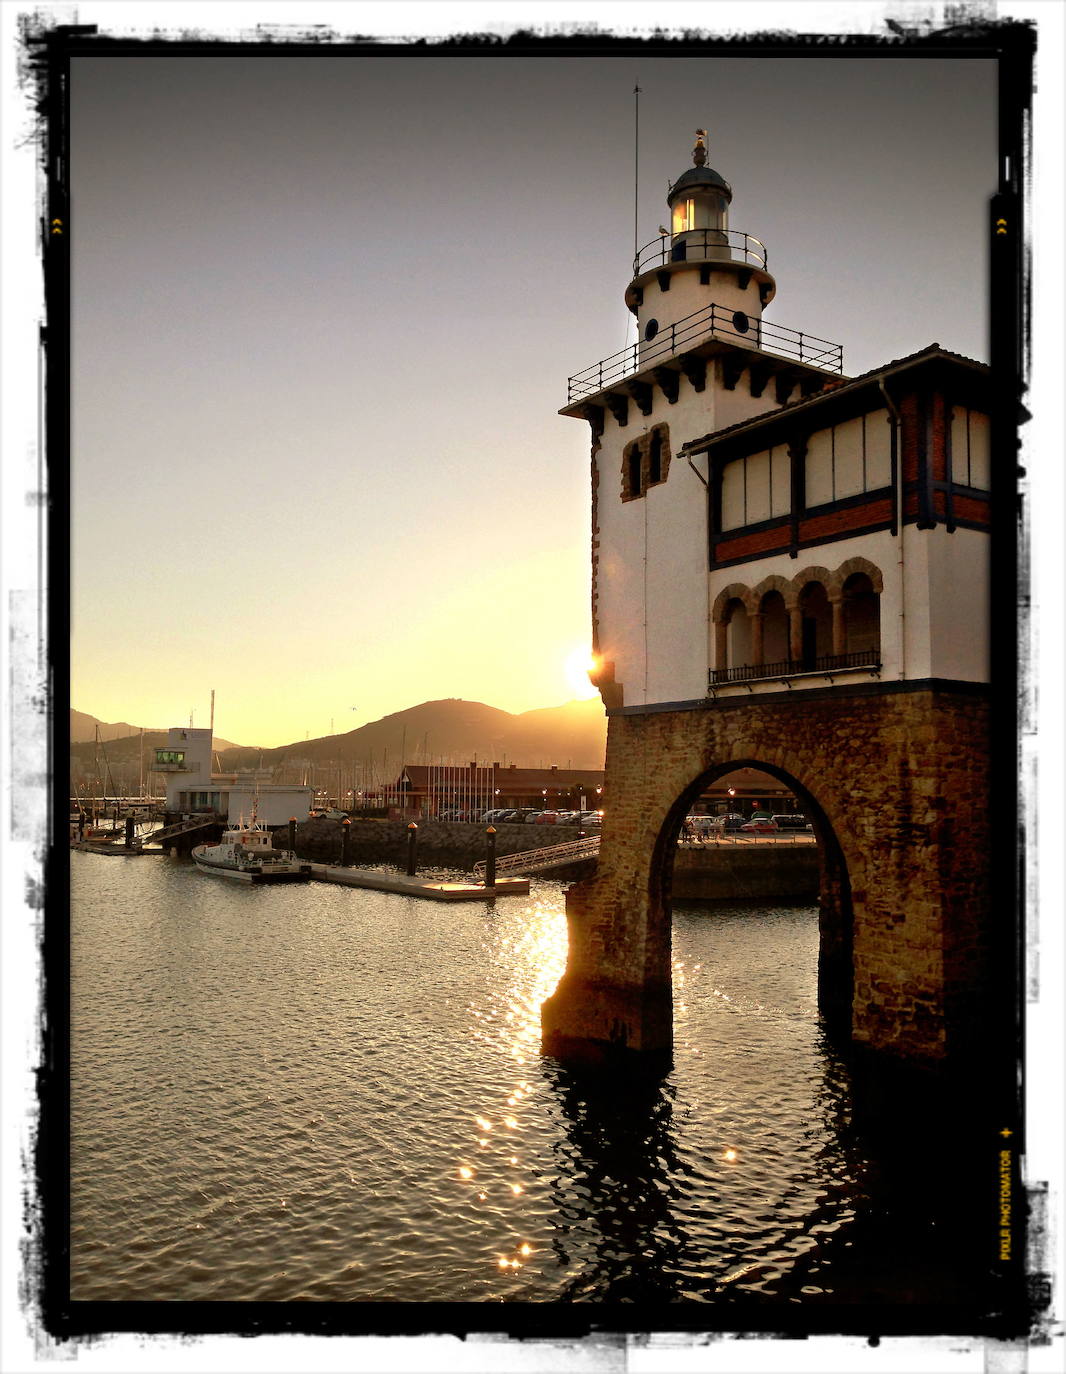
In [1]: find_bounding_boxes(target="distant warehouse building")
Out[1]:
[391,763,606,818]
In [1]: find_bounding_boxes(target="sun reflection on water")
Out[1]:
[455,892,569,1276]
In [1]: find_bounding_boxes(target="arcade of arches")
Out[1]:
[542,682,991,1070]
[712,558,882,679]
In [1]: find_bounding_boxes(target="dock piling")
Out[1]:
[341,818,352,867]
[406,822,418,876]
[485,826,497,888]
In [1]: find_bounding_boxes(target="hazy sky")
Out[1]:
[70,46,996,747]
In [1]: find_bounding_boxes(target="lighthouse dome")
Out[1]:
[667,164,733,205]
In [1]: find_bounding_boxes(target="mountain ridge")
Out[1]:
[69,698,608,786]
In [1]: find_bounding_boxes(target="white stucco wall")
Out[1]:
[926,526,990,681]
[634,266,766,363]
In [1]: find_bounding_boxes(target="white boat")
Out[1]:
[192,815,311,884]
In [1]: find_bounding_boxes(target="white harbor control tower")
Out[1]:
[153,726,312,826]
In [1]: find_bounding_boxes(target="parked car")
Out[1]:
[741,818,780,833]
[714,813,747,831]
[554,810,580,825]
[579,811,603,828]
[771,813,812,831]
[534,811,559,824]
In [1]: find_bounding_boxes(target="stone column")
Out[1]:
[542,714,679,1058]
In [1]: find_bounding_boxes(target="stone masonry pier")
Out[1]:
[542,683,992,1071]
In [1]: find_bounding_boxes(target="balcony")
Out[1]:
[566,300,843,405]
[709,649,881,687]
[632,228,767,277]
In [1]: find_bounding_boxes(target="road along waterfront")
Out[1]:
[68,850,986,1309]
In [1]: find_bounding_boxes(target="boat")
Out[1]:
[191,813,312,884]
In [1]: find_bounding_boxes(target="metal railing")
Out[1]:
[139,813,221,847]
[633,228,767,276]
[567,301,842,403]
[473,835,601,879]
[709,648,880,685]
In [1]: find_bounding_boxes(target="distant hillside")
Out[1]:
[71,709,155,743]
[70,710,239,750]
[216,698,607,775]
[69,699,607,792]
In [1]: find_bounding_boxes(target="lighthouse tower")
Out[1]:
[543,134,994,1072]
[561,130,849,712]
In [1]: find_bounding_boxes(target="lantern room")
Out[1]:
[667,129,732,236]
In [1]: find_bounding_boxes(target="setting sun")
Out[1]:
[564,645,600,701]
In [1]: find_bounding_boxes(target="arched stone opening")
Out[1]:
[758,590,790,666]
[542,688,991,1071]
[652,758,854,1042]
[724,597,751,670]
[842,571,880,657]
[798,580,832,669]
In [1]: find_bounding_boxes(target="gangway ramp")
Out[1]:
[139,815,219,848]
[473,834,600,879]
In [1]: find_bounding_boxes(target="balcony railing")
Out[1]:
[709,648,880,686]
[633,228,768,277]
[566,300,843,404]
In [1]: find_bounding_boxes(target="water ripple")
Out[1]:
[70,857,945,1303]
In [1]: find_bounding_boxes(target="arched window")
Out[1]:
[760,590,790,666]
[799,582,832,670]
[843,572,880,658]
[725,598,751,670]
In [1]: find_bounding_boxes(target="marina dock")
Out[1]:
[308,863,529,901]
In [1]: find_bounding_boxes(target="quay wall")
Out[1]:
[672,845,818,900]
[281,818,818,899]
[281,818,587,870]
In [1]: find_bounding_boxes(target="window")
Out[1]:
[622,425,671,501]
[672,198,695,234]
[950,407,990,490]
[804,410,892,508]
[155,749,185,765]
[720,446,790,530]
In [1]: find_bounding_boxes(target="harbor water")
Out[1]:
[69,850,981,1309]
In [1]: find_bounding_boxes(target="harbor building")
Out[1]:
[543,133,992,1071]
[154,726,312,827]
